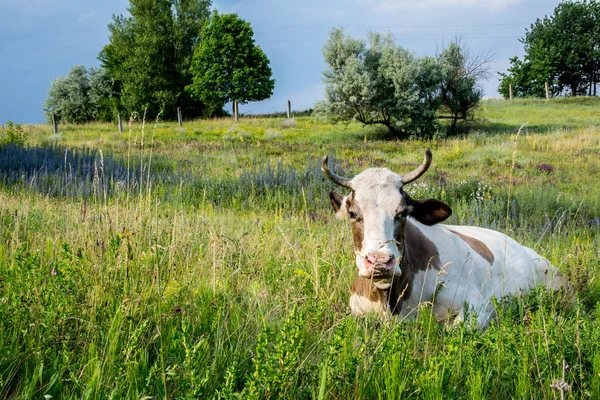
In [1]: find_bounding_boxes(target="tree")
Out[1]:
[44,66,117,123]
[99,0,211,119]
[498,56,550,98]
[315,29,426,138]
[89,67,118,121]
[438,41,486,132]
[315,29,487,138]
[44,65,91,123]
[187,11,275,115]
[499,0,600,98]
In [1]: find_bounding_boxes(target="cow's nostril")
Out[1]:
[366,252,394,265]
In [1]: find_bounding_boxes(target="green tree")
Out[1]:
[499,0,600,98]
[438,41,485,132]
[498,56,550,98]
[89,67,118,121]
[315,30,486,138]
[315,29,424,138]
[44,66,117,123]
[44,66,92,123]
[99,0,211,119]
[187,11,275,115]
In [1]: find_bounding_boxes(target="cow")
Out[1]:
[322,149,570,327]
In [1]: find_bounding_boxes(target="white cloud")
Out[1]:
[363,0,526,12]
[78,11,98,22]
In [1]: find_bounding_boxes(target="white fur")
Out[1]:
[349,293,390,317]
[397,220,567,327]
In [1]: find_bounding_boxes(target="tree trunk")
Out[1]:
[450,117,458,134]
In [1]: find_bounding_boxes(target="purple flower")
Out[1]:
[51,269,57,276]
[537,163,554,173]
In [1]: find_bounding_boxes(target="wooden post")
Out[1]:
[509,83,513,100]
[118,113,123,133]
[545,82,550,100]
[177,107,182,127]
[52,113,58,134]
[234,100,239,121]
[287,100,291,119]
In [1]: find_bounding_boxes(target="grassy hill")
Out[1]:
[1,98,599,398]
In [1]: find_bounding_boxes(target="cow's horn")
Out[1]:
[401,149,432,185]
[321,156,353,189]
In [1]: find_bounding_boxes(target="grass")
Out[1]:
[0,97,599,398]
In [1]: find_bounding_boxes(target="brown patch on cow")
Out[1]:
[385,220,441,315]
[345,192,365,252]
[450,230,495,264]
[351,274,386,303]
[351,220,364,251]
[404,221,441,271]
[387,276,410,315]
[350,273,409,316]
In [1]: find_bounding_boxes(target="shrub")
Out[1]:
[1,121,27,147]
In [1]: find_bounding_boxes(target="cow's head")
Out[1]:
[322,149,451,288]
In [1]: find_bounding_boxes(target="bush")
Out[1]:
[1,121,27,147]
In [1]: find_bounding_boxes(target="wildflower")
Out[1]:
[537,163,554,173]
[262,289,267,297]
[51,269,57,276]
[550,379,571,392]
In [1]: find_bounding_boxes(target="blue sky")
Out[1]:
[1,0,561,123]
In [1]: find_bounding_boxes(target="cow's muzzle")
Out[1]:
[364,252,396,279]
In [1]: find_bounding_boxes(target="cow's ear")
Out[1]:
[408,198,452,226]
[329,191,345,214]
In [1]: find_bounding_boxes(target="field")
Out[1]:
[0,98,599,399]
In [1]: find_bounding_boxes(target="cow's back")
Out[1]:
[400,220,568,326]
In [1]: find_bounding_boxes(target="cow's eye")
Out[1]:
[348,211,357,219]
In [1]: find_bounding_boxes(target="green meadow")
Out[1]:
[1,98,599,399]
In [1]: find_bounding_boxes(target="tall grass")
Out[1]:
[0,98,599,398]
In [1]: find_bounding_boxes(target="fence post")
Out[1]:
[234,100,239,121]
[118,113,123,133]
[509,83,513,101]
[287,100,291,119]
[177,107,183,127]
[545,82,550,100]
[52,113,58,134]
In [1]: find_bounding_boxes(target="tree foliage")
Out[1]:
[316,29,486,138]
[44,66,115,123]
[439,42,486,131]
[99,0,211,119]
[187,11,275,115]
[499,0,600,98]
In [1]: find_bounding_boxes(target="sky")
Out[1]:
[0,0,562,124]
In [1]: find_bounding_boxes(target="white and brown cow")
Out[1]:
[322,149,569,327]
